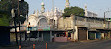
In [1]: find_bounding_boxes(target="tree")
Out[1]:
[63,6,85,17]
[0,0,29,26]
[0,0,12,26]
[14,0,29,24]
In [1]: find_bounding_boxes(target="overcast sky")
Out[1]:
[25,0,111,18]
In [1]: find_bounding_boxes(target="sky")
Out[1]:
[24,0,111,18]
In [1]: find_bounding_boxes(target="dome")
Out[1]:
[41,2,45,5]
[85,4,87,8]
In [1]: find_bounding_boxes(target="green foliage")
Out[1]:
[0,14,10,26]
[19,1,29,16]
[106,18,111,21]
[0,0,29,26]
[15,1,29,24]
[0,0,12,16]
[15,16,26,24]
[63,6,85,17]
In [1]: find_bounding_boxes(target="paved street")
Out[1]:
[0,39,111,49]
[56,40,111,49]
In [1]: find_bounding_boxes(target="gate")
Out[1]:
[78,27,87,41]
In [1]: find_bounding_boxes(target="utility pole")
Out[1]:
[25,2,28,41]
[108,20,110,39]
[104,12,106,29]
[104,10,111,29]
[19,21,21,45]
[18,0,22,45]
[104,10,111,39]
[14,15,18,45]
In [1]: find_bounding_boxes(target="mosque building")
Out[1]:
[24,0,64,29]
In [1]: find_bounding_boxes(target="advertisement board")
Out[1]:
[27,25,50,31]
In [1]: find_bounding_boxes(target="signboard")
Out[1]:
[27,25,50,31]
[38,26,50,31]
[27,27,37,31]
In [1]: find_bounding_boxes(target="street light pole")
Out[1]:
[19,21,22,45]
[104,10,111,29]
[18,0,22,45]
[103,10,111,39]
[14,16,18,45]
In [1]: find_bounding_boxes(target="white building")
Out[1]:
[23,1,63,28]
[84,4,98,17]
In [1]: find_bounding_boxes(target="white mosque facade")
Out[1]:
[25,8,63,28]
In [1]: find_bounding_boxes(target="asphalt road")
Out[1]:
[56,40,111,49]
[1,39,111,49]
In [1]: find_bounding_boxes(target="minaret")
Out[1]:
[41,0,45,13]
[33,10,36,14]
[65,0,70,8]
[37,9,39,16]
[84,4,88,17]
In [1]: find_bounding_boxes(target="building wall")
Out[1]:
[57,15,111,41]
[57,16,110,41]
[74,26,78,41]
[101,33,104,39]
[58,16,73,30]
[109,22,111,29]
[70,26,78,41]
[87,11,97,17]
[58,16,110,30]
[10,33,16,41]
[10,33,26,42]
[58,17,64,30]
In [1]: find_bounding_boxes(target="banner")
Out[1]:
[27,25,50,31]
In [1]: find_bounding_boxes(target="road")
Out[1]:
[57,40,111,49]
[1,39,111,49]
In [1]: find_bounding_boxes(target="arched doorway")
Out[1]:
[38,18,48,26]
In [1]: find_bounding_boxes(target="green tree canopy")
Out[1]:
[0,0,29,26]
[63,6,85,17]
